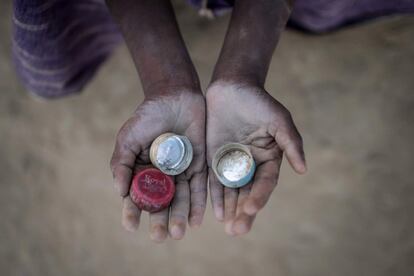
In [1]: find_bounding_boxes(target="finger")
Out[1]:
[275,124,307,174]
[208,169,224,221]
[149,208,169,243]
[250,144,279,165]
[110,141,136,197]
[188,168,207,227]
[244,159,282,216]
[169,176,190,240]
[110,113,170,196]
[224,187,239,236]
[235,183,252,217]
[122,196,141,232]
[232,183,256,235]
[233,213,256,236]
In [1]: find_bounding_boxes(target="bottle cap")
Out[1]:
[212,143,256,188]
[149,133,193,175]
[130,168,175,213]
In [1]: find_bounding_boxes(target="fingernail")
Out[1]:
[214,208,224,222]
[302,163,308,173]
[150,225,167,243]
[233,220,250,235]
[122,215,139,232]
[297,164,307,174]
[170,224,185,240]
[189,216,202,228]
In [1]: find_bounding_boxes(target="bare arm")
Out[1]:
[106,0,206,242]
[212,0,293,87]
[207,0,306,236]
[106,0,201,96]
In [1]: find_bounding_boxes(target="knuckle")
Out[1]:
[187,164,207,179]
[276,130,291,147]
[173,192,190,202]
[191,201,206,211]
[251,197,265,211]
[170,213,187,222]
[268,148,282,160]
[190,184,207,194]
[258,174,275,184]
[175,178,188,186]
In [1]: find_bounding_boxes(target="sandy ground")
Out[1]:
[1,1,414,276]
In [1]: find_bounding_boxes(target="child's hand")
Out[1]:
[206,81,306,236]
[110,89,206,242]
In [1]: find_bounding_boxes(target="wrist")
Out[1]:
[210,36,271,87]
[209,72,265,91]
[210,73,264,89]
[144,78,201,99]
[211,0,292,90]
[107,0,201,99]
[207,79,262,100]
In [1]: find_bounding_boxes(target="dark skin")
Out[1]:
[207,0,306,236]
[107,0,206,242]
[107,0,306,241]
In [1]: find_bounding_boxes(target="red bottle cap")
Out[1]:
[130,168,175,213]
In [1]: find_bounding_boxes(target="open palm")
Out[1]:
[110,90,206,242]
[206,82,306,236]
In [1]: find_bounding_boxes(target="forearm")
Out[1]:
[106,0,200,96]
[212,0,293,87]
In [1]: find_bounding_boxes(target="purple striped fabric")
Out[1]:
[13,0,121,98]
[289,0,414,32]
[12,0,414,98]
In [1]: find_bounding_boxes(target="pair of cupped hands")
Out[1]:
[110,81,306,242]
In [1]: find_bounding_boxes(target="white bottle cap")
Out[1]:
[150,133,193,176]
[212,143,255,188]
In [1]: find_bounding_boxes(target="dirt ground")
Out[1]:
[1,1,414,276]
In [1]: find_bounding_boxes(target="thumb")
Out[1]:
[274,121,306,174]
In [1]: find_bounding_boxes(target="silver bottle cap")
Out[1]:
[150,133,193,176]
[212,143,256,188]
